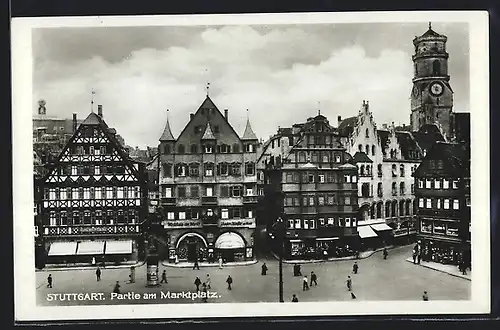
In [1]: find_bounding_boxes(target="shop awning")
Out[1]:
[370,223,393,232]
[76,241,105,255]
[105,240,133,255]
[357,225,378,239]
[316,237,340,241]
[215,232,245,249]
[48,241,78,256]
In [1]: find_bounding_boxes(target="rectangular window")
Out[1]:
[178,187,186,198]
[191,211,199,219]
[233,208,241,218]
[205,163,214,176]
[167,212,175,220]
[295,219,301,229]
[309,197,314,206]
[327,218,334,225]
[443,179,449,189]
[319,218,325,226]
[433,222,446,235]
[318,175,325,183]
[222,209,229,219]
[425,179,432,189]
[327,195,335,205]
[231,186,242,197]
[304,220,309,229]
[247,210,253,218]
[191,186,199,198]
[112,187,117,199]
[345,218,351,227]
[351,175,357,183]
[418,179,423,188]
[84,188,90,200]
[453,199,460,210]
[204,145,213,153]
[245,163,255,176]
[444,199,450,209]
[335,155,341,163]
[220,163,229,176]
[426,198,432,209]
[435,179,441,189]
[164,187,172,198]
[437,199,441,209]
[178,212,186,220]
[452,180,459,189]
[206,187,213,197]
[318,196,325,206]
[344,175,351,183]
[344,197,351,205]
[288,220,294,229]
[419,198,424,208]
[71,166,77,175]
[220,186,229,198]
[421,220,432,233]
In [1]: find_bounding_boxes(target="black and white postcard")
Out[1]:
[12,11,490,321]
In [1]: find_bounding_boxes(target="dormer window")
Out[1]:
[204,145,213,153]
[245,144,254,153]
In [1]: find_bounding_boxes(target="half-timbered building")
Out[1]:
[35,108,148,266]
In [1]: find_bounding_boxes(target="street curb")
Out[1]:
[37,261,146,272]
[404,258,471,281]
[160,259,258,268]
[272,245,400,264]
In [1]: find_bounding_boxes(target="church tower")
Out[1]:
[410,23,454,139]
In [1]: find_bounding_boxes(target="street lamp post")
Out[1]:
[275,217,285,303]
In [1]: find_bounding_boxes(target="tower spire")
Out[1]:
[91,89,96,113]
[428,21,432,30]
[318,101,321,115]
[206,82,210,96]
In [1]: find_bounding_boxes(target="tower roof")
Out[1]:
[414,23,447,43]
[201,122,216,140]
[159,116,175,141]
[242,118,258,140]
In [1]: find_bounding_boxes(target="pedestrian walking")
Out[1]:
[310,271,318,287]
[383,248,388,260]
[47,274,53,288]
[302,275,309,291]
[226,275,233,290]
[96,267,101,281]
[206,274,211,289]
[422,291,429,301]
[346,276,352,291]
[352,262,359,274]
[261,263,268,276]
[194,276,202,291]
[113,281,120,294]
[350,292,357,299]
[292,294,299,302]
[202,283,208,303]
[218,257,223,269]
[160,270,168,284]
[193,258,200,270]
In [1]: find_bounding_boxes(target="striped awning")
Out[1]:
[105,240,133,255]
[370,223,393,232]
[48,241,78,256]
[76,241,105,255]
[357,225,378,239]
[215,232,245,249]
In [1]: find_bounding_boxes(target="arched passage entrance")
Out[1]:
[359,203,371,221]
[176,232,208,262]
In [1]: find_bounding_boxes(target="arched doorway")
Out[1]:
[215,232,247,262]
[359,204,370,221]
[376,202,383,219]
[176,232,208,262]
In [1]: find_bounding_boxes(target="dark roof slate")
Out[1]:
[353,152,373,163]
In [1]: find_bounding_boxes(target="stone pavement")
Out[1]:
[277,246,396,264]
[161,259,258,268]
[405,258,471,281]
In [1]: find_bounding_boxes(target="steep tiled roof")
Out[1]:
[412,124,445,153]
[242,118,258,140]
[337,116,357,136]
[201,122,216,140]
[81,112,102,126]
[353,151,373,163]
[395,131,422,160]
[414,142,470,178]
[159,117,175,141]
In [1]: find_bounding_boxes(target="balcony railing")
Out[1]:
[43,224,141,236]
[161,197,176,205]
[243,195,258,204]
[201,196,218,205]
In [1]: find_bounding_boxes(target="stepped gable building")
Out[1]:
[258,113,359,259]
[337,100,445,247]
[157,96,260,264]
[414,141,470,266]
[410,23,455,141]
[35,106,148,267]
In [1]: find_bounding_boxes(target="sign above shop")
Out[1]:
[219,218,256,228]
[162,220,202,229]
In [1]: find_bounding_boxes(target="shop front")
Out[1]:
[357,225,379,251]
[370,223,393,246]
[286,236,355,259]
[420,239,464,265]
[214,231,250,262]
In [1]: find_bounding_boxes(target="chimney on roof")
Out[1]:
[224,109,228,120]
[337,115,342,124]
[72,113,77,133]
[98,105,103,118]
[190,113,194,120]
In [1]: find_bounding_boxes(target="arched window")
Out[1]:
[406,200,411,215]
[433,60,441,75]
[400,182,405,195]
[399,200,405,216]
[371,145,375,156]
[360,165,365,175]
[392,201,397,217]
[392,182,397,195]
[385,202,391,218]
[190,144,197,154]
[365,145,369,155]
[299,152,306,162]
[358,144,363,152]
[370,204,375,219]
[376,203,383,218]
[377,182,383,197]
[377,164,382,177]
[177,144,185,154]
[413,199,418,214]
[365,128,369,138]
[366,165,371,176]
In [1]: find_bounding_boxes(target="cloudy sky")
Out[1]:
[33,22,469,148]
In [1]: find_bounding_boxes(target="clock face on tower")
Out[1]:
[429,82,444,96]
